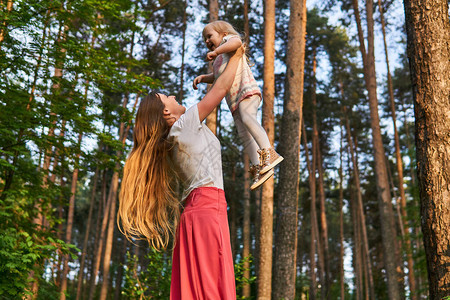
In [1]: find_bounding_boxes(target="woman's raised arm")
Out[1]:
[197,46,244,122]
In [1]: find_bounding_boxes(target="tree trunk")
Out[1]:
[242,155,251,298]
[205,0,218,134]
[113,238,127,300]
[272,0,306,298]
[230,166,238,260]
[178,0,187,102]
[351,0,403,297]
[88,170,111,300]
[243,0,250,47]
[311,51,330,296]
[403,1,450,298]
[60,132,83,300]
[343,107,375,299]
[99,167,120,300]
[257,0,276,299]
[242,1,251,296]
[312,132,325,298]
[0,0,13,48]
[302,122,317,300]
[75,166,99,300]
[338,122,345,300]
[348,175,362,300]
[378,1,417,297]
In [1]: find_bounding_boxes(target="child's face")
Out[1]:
[203,26,224,52]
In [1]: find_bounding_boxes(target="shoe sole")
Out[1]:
[250,169,274,190]
[260,156,284,174]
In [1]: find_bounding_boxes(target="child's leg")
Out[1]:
[238,95,271,149]
[233,111,260,166]
[234,110,275,190]
[239,95,283,174]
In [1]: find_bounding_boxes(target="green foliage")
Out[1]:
[122,249,172,299]
[295,273,312,300]
[0,194,78,298]
[122,249,257,300]
[234,255,257,300]
[35,280,60,300]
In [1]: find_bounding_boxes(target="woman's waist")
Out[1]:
[182,186,227,213]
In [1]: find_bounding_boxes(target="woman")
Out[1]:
[118,46,244,299]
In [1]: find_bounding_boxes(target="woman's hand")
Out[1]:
[231,44,245,60]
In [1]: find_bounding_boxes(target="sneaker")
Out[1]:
[249,164,274,190]
[258,147,284,174]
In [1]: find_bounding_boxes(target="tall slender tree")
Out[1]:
[338,122,345,300]
[302,121,319,300]
[403,1,450,298]
[349,0,403,296]
[205,0,219,134]
[272,0,307,298]
[241,1,251,297]
[258,0,276,299]
[377,2,417,296]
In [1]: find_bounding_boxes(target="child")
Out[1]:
[193,20,283,190]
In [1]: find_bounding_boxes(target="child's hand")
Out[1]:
[193,75,203,90]
[206,51,218,61]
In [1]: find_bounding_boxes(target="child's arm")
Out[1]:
[193,73,215,90]
[206,36,242,61]
[197,46,244,122]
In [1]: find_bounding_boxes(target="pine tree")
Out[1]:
[403,0,450,298]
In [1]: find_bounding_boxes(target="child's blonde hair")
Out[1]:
[203,20,252,65]
[202,20,242,41]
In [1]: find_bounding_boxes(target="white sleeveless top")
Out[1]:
[168,104,224,200]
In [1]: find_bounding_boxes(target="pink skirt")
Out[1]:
[170,187,236,300]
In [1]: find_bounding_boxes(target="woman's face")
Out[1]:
[158,93,186,126]
[203,26,224,51]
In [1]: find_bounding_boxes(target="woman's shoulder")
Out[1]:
[169,105,202,136]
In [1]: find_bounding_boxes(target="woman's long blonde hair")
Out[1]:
[118,92,179,250]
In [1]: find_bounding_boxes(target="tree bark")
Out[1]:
[242,1,251,296]
[403,1,450,298]
[205,0,219,134]
[0,0,13,49]
[60,132,83,300]
[230,166,238,260]
[378,1,417,297]
[75,166,99,300]
[350,186,362,300]
[243,0,250,47]
[257,0,276,299]
[311,51,330,297]
[343,107,375,299]
[338,123,345,300]
[302,122,318,300]
[242,154,251,298]
[178,0,187,102]
[88,169,111,300]
[272,0,306,298]
[113,238,127,300]
[351,0,403,297]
